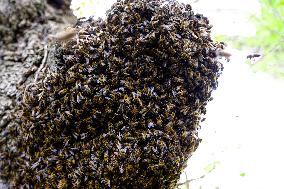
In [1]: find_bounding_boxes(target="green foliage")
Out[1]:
[204,161,220,173]
[248,0,284,78]
[224,0,284,79]
[240,172,246,177]
[248,0,284,48]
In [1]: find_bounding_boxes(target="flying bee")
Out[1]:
[49,27,79,43]
[247,53,261,59]
[217,50,231,61]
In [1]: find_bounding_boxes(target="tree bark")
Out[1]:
[0,0,76,187]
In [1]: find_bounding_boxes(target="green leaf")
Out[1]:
[224,0,284,79]
[204,161,220,173]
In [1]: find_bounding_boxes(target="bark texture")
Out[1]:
[0,0,75,187]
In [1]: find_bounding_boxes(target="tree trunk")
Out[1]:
[0,0,76,187]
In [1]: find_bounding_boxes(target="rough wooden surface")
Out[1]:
[0,0,75,187]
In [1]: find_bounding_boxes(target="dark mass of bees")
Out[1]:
[0,0,224,188]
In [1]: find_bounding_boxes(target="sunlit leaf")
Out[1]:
[204,161,220,173]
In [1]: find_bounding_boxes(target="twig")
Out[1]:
[177,174,206,187]
[34,44,48,82]
[23,42,48,102]
[185,172,190,189]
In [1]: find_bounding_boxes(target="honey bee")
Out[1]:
[123,95,131,104]
[217,50,231,61]
[49,27,79,43]
[57,178,67,189]
[98,75,106,83]
[247,53,261,59]
[156,117,163,126]
[131,106,138,115]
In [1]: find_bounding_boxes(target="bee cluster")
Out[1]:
[1,0,224,188]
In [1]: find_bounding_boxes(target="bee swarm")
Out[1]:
[0,0,224,188]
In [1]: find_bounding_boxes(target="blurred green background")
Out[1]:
[222,0,284,79]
